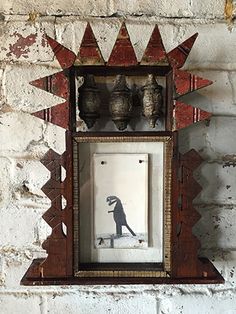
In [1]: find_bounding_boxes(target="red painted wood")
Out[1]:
[168,33,198,68]
[173,101,212,130]
[107,22,138,66]
[46,35,76,69]
[140,25,169,66]
[172,149,218,278]
[77,23,105,65]
[41,149,66,228]
[30,131,73,278]
[40,224,67,277]
[174,69,213,97]
[31,71,70,129]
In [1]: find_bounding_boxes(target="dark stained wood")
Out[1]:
[72,131,173,138]
[75,65,171,76]
[64,131,74,275]
[79,263,163,271]
[167,33,198,69]
[107,22,138,66]
[165,70,174,131]
[21,258,224,285]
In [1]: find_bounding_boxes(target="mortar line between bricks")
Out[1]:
[1,287,236,297]
[3,61,236,73]
[0,14,229,24]
[40,295,47,314]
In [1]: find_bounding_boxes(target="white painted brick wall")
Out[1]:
[0,1,236,313]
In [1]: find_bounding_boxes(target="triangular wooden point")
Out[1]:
[173,101,212,130]
[140,25,169,66]
[107,22,138,66]
[46,35,76,69]
[32,102,69,130]
[30,72,70,129]
[30,72,69,99]
[168,33,198,68]
[76,23,105,65]
[174,70,213,97]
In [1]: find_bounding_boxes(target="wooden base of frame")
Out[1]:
[21,258,224,285]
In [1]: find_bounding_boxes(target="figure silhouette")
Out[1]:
[106,196,136,237]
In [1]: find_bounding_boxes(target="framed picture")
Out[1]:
[22,23,224,285]
[73,133,173,277]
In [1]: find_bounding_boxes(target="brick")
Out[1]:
[0,295,41,314]
[179,117,236,160]
[4,64,64,113]
[194,205,236,250]
[160,22,236,70]
[196,162,236,204]
[0,257,5,286]
[12,160,50,198]
[0,205,46,247]
[54,18,87,54]
[109,0,224,19]
[0,157,12,209]
[0,0,109,16]
[179,71,236,116]
[0,20,56,64]
[0,112,65,157]
[47,294,157,314]
[159,295,236,314]
[206,250,236,285]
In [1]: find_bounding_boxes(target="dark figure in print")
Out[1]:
[106,196,136,237]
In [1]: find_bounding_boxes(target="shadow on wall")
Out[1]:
[178,114,226,265]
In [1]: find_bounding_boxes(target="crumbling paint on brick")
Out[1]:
[6,32,37,59]
[225,0,235,28]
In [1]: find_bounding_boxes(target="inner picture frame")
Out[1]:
[73,133,173,278]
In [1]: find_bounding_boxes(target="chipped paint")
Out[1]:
[225,0,235,29]
[222,154,236,167]
[7,32,37,59]
[27,11,39,24]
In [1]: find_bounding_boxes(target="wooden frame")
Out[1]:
[73,132,173,278]
[22,22,224,285]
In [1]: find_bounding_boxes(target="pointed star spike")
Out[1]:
[32,102,70,129]
[180,209,201,227]
[46,35,76,69]
[174,69,213,97]
[30,72,70,129]
[168,33,198,68]
[107,22,138,66]
[173,101,212,130]
[30,71,69,99]
[76,23,105,65]
[182,149,204,169]
[140,25,169,66]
